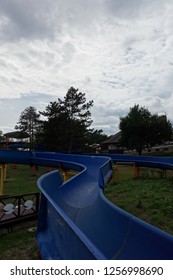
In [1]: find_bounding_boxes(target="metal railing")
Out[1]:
[0,192,40,228]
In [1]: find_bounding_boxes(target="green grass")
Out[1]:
[0,164,68,260]
[3,164,46,196]
[0,221,39,260]
[0,164,47,260]
[105,165,173,235]
[1,163,173,259]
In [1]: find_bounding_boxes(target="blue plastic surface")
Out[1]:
[0,149,173,259]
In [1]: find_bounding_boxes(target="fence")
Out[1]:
[0,192,40,229]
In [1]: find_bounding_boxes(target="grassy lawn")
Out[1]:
[3,164,46,195]
[0,164,66,260]
[0,164,46,260]
[1,161,173,259]
[105,164,173,235]
[0,221,38,260]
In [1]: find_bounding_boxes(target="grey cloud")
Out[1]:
[149,98,163,111]
[0,92,56,132]
[0,0,57,41]
[0,0,103,42]
[104,0,142,18]
[62,42,76,63]
[0,58,8,68]
[104,0,166,19]
[0,0,173,135]
[91,102,129,134]
[90,104,115,124]
[0,75,9,83]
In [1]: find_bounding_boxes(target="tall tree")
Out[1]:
[66,87,93,151]
[15,106,41,149]
[0,130,4,141]
[86,129,108,146]
[119,105,173,155]
[39,87,93,152]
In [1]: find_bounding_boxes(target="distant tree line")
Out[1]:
[15,87,107,152]
[11,88,173,154]
[119,104,173,155]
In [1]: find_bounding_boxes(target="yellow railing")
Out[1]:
[0,164,7,195]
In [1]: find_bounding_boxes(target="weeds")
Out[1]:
[105,165,173,235]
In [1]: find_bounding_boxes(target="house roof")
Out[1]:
[102,131,121,144]
[4,131,29,139]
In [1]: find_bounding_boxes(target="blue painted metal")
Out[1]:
[0,149,173,259]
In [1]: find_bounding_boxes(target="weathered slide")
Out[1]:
[0,149,173,259]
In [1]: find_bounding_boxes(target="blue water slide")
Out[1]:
[0,149,173,259]
[101,153,173,169]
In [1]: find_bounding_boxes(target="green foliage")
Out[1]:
[0,130,4,141]
[149,114,173,146]
[15,106,41,149]
[119,105,173,155]
[86,129,108,146]
[39,87,94,152]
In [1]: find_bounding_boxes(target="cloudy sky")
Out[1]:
[0,0,173,135]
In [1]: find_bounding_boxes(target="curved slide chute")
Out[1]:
[0,149,173,259]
